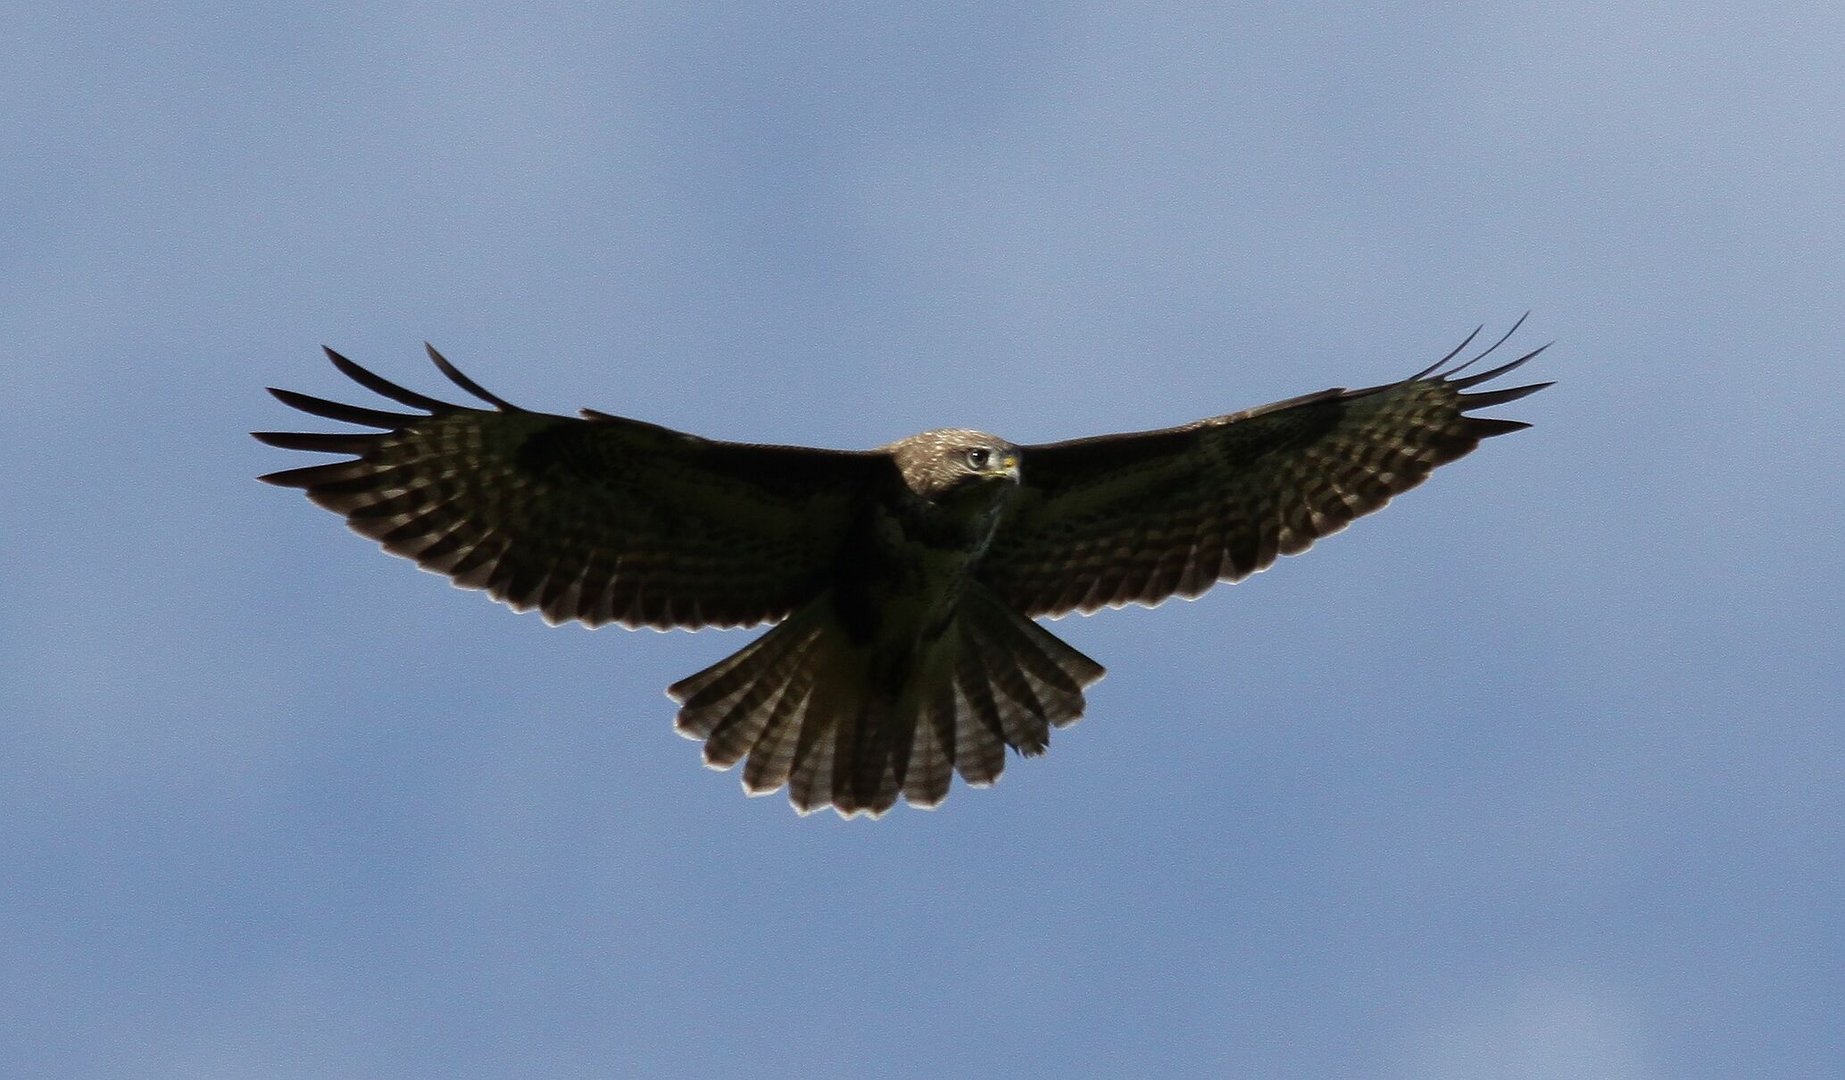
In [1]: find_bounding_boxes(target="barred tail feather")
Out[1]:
[666,587,1106,818]
[955,585,1105,759]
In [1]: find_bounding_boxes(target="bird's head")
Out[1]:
[889,428,1021,503]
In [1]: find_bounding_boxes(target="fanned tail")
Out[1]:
[667,586,1106,818]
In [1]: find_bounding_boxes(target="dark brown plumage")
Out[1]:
[255,321,1550,817]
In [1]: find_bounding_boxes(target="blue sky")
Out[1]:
[5,4,1841,1077]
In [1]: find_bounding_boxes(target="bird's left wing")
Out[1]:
[255,346,885,630]
[978,324,1552,619]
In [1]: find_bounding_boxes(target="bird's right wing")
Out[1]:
[255,347,886,630]
[980,323,1551,618]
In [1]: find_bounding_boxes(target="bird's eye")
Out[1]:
[965,447,991,469]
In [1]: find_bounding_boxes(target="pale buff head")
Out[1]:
[886,428,1021,501]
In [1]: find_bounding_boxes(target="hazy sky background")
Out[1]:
[6,4,1841,1077]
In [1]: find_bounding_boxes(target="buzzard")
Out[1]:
[256,322,1549,818]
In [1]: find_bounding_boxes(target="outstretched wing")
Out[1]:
[255,346,885,630]
[979,322,1552,618]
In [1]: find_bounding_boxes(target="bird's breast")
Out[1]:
[829,493,1003,652]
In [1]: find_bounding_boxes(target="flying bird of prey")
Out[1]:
[256,322,1549,818]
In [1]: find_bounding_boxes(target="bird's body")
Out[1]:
[256,323,1549,817]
